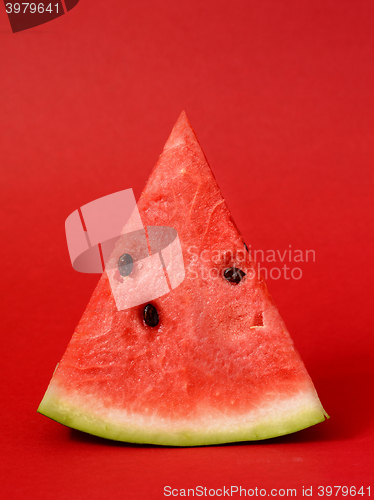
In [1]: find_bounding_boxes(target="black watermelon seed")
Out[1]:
[244,243,249,252]
[118,253,133,277]
[224,267,246,284]
[143,304,159,327]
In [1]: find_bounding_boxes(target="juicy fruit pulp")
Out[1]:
[38,112,328,446]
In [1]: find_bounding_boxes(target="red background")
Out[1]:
[0,1,373,498]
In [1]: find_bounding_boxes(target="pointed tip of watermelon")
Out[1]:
[163,110,198,152]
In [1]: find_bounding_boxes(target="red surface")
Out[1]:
[0,0,373,498]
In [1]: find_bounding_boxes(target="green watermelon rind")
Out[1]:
[38,384,327,447]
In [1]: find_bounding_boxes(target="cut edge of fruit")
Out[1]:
[38,384,328,447]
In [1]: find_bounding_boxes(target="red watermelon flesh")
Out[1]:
[38,112,328,446]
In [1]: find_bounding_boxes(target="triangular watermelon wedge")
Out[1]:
[38,112,328,446]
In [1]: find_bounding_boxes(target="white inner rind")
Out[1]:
[38,382,327,447]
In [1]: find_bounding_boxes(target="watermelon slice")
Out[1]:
[38,112,328,446]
